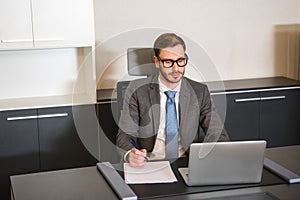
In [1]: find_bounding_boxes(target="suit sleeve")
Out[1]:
[199,85,230,142]
[116,81,140,153]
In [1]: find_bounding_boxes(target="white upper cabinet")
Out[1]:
[0,0,94,50]
[31,0,94,48]
[0,0,34,50]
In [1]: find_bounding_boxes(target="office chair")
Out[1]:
[116,48,158,122]
[127,48,157,76]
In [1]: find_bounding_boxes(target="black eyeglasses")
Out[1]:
[157,55,188,68]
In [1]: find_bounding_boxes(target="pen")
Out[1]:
[130,139,140,150]
[130,139,149,161]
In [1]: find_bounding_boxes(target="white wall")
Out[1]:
[94,0,300,89]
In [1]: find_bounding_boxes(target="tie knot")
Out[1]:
[164,90,176,100]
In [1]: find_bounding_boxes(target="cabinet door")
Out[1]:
[0,109,39,200]
[0,0,34,50]
[213,92,261,141]
[38,105,98,171]
[97,102,120,164]
[31,0,94,48]
[260,89,300,147]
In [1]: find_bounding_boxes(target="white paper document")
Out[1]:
[124,161,178,184]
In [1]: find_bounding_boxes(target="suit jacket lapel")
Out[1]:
[149,76,160,136]
[179,78,191,146]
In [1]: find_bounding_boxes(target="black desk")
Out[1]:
[10,146,300,200]
[123,158,284,199]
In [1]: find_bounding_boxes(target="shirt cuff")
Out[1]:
[123,150,131,162]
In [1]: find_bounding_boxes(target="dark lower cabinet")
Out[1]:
[260,89,300,147]
[39,105,98,171]
[0,105,99,200]
[212,92,261,141]
[212,88,300,147]
[0,109,40,200]
[97,102,120,164]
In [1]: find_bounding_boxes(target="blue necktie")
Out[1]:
[164,91,178,159]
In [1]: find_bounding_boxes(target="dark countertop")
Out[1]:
[97,76,300,102]
[207,76,300,93]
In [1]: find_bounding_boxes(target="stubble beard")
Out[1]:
[159,67,185,84]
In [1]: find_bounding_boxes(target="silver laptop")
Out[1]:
[178,140,266,186]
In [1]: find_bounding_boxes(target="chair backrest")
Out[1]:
[116,48,158,122]
[127,48,158,76]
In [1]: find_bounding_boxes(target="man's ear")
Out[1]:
[153,56,160,69]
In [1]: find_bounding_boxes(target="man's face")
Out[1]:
[153,45,186,88]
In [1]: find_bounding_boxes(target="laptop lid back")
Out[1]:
[187,140,266,186]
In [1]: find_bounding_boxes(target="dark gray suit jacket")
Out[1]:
[116,75,229,155]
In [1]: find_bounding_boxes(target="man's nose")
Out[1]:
[172,62,179,71]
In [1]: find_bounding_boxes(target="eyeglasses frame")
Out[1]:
[157,54,189,68]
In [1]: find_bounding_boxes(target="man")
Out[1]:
[116,33,229,167]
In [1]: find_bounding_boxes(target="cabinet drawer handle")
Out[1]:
[7,115,38,121]
[34,38,65,42]
[6,113,68,121]
[235,96,286,103]
[235,97,260,102]
[38,113,68,119]
[260,96,286,101]
[1,39,33,43]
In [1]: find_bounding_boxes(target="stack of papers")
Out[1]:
[124,161,178,184]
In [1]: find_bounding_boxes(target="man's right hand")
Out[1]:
[128,148,147,167]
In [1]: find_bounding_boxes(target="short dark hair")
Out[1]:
[153,33,186,57]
